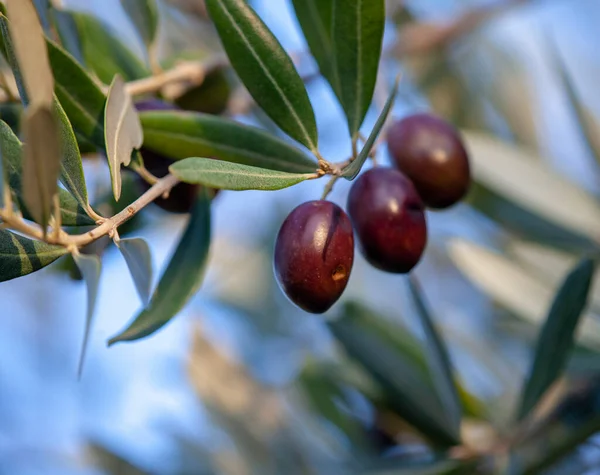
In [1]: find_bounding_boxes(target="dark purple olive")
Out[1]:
[134,99,218,213]
[387,113,471,209]
[347,167,427,274]
[274,200,354,314]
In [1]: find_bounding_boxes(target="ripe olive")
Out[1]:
[274,200,354,314]
[347,167,427,274]
[387,113,471,209]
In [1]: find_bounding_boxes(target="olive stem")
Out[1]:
[0,174,180,249]
[321,175,339,200]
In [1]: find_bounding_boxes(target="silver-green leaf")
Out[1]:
[0,229,68,282]
[139,110,318,173]
[332,0,385,136]
[73,253,102,378]
[517,257,596,421]
[104,74,144,201]
[205,0,318,151]
[342,75,399,179]
[108,190,211,345]
[117,237,153,305]
[170,157,314,191]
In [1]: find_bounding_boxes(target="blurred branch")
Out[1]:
[391,0,529,57]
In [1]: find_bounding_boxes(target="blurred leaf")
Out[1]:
[363,459,475,474]
[408,277,462,436]
[332,0,384,136]
[343,75,399,179]
[139,110,317,173]
[69,10,150,83]
[0,120,93,226]
[33,0,52,35]
[170,157,314,191]
[105,74,143,201]
[46,38,106,149]
[298,362,366,446]
[174,67,231,115]
[55,97,89,208]
[463,131,600,248]
[0,229,67,282]
[329,302,461,447]
[50,8,85,66]
[5,0,54,106]
[120,0,159,50]
[108,189,211,344]
[22,105,60,229]
[0,102,22,134]
[517,258,595,421]
[290,0,340,96]
[447,238,600,351]
[510,377,600,475]
[205,0,318,151]
[73,253,101,377]
[117,237,153,305]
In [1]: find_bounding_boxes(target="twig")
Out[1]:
[124,55,227,97]
[0,174,180,248]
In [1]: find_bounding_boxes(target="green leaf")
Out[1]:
[69,10,150,83]
[50,8,85,66]
[5,0,55,106]
[120,0,159,50]
[55,97,88,208]
[290,0,340,97]
[0,13,26,103]
[0,229,67,282]
[105,74,144,201]
[328,302,461,447]
[0,119,93,226]
[517,257,596,421]
[73,253,101,378]
[363,459,474,475]
[170,157,313,191]
[342,76,399,180]
[332,0,385,136]
[408,276,463,437]
[205,0,318,151]
[108,190,211,344]
[173,67,232,115]
[139,110,317,173]
[510,378,600,475]
[46,38,106,149]
[22,105,61,229]
[117,237,153,305]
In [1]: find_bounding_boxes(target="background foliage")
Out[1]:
[2,0,600,474]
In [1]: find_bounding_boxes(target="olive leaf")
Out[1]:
[108,190,211,345]
[120,0,159,52]
[342,75,400,179]
[170,158,314,191]
[139,110,318,173]
[22,105,61,230]
[32,0,52,35]
[50,8,85,66]
[291,0,340,97]
[5,0,54,106]
[205,0,318,152]
[116,237,153,305]
[517,257,595,421]
[332,0,385,136]
[104,74,144,201]
[46,38,106,150]
[73,253,102,378]
[69,10,150,83]
[0,119,93,226]
[0,229,68,282]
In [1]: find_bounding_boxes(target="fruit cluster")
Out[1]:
[274,113,471,314]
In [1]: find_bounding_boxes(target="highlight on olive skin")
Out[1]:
[347,167,427,274]
[274,200,354,314]
[386,112,471,210]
